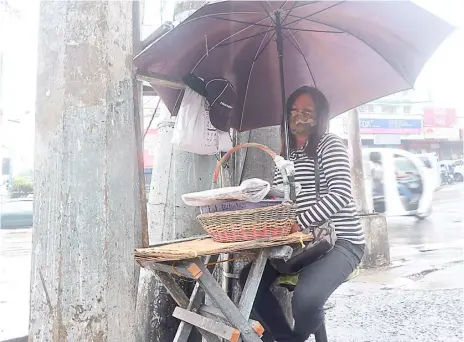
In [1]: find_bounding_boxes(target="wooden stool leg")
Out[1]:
[314,321,328,342]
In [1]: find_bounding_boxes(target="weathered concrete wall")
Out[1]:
[30,1,141,341]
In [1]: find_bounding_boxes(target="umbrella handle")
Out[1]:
[212,143,295,203]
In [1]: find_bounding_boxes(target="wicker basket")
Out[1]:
[197,143,297,243]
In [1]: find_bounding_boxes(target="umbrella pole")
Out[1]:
[275,11,290,158]
[275,11,296,202]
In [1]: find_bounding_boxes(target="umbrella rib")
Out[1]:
[254,31,276,62]
[239,31,271,131]
[281,1,301,25]
[191,16,274,72]
[283,1,345,28]
[282,1,322,17]
[261,2,276,25]
[209,16,275,28]
[284,30,317,87]
[286,15,413,87]
[178,12,267,28]
[284,27,343,34]
[217,28,274,48]
[278,1,289,11]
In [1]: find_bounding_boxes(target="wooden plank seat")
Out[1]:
[135,232,313,342]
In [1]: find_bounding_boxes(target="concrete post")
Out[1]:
[30,1,141,341]
[346,109,369,213]
[346,109,390,268]
[135,119,217,342]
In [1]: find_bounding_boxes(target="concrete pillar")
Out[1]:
[30,1,142,341]
[359,214,390,268]
[346,109,390,268]
[231,126,293,322]
[135,120,217,342]
[346,109,369,213]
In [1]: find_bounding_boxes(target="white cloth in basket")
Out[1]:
[182,178,270,206]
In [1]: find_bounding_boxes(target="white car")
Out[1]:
[418,153,441,190]
[452,159,464,182]
[362,148,434,219]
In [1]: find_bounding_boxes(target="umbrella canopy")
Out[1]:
[134,0,453,132]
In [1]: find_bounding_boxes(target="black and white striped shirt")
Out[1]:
[273,133,365,245]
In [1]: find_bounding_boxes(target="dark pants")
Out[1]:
[239,240,364,342]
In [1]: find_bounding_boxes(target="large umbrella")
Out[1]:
[134,0,453,158]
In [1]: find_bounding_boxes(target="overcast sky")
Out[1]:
[0,0,463,120]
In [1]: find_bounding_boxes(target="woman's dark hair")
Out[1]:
[281,86,330,158]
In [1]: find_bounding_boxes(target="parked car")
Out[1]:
[0,198,33,228]
[452,159,464,182]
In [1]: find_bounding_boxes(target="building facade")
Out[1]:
[330,91,463,160]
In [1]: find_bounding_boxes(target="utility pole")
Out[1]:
[346,110,369,213]
[30,1,143,341]
[346,109,390,267]
[135,118,217,342]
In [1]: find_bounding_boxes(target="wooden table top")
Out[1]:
[135,232,313,263]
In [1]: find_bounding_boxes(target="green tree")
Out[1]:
[8,176,33,198]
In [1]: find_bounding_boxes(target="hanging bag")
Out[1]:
[171,88,219,155]
[272,156,337,275]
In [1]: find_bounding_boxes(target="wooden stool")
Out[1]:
[135,233,313,342]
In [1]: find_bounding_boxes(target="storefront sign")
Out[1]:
[423,108,456,127]
[359,118,422,134]
[423,127,460,140]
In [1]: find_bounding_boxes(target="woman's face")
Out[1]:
[289,93,317,137]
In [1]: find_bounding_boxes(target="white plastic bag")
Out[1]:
[171,88,219,155]
[218,130,233,152]
[181,178,271,206]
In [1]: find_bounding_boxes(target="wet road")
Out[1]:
[0,184,463,341]
[0,228,32,341]
[324,183,464,342]
[388,183,463,250]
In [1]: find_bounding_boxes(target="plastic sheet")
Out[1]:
[182,178,271,206]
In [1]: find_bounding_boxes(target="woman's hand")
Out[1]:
[290,222,301,233]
